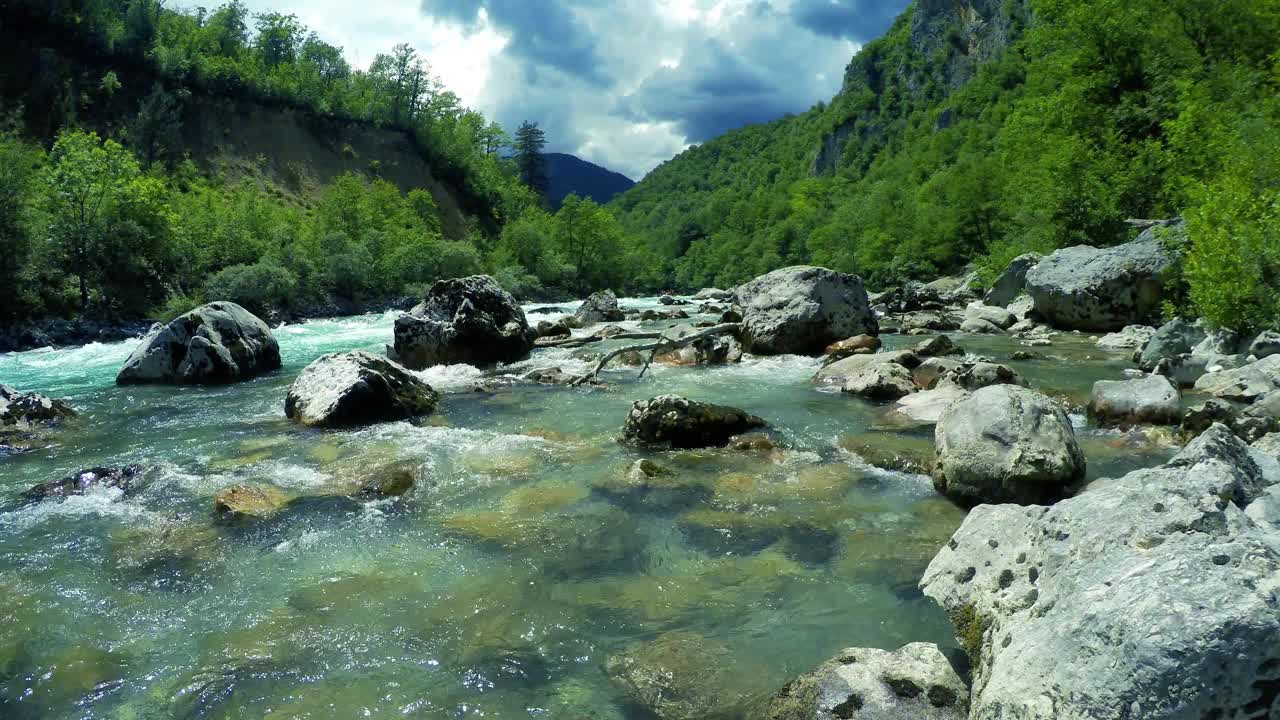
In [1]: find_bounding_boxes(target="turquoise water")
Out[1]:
[0,301,1174,718]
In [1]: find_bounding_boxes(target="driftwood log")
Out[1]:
[536,331,662,350]
[569,323,742,386]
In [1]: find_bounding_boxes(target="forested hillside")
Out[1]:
[611,0,1280,330]
[545,153,635,210]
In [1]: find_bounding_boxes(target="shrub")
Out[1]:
[203,261,298,317]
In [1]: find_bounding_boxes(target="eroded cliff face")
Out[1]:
[812,0,1027,175]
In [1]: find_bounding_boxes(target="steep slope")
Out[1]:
[545,153,635,209]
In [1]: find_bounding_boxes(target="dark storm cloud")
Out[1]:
[789,0,911,41]
[421,0,609,84]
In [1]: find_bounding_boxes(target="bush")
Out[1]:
[153,291,204,322]
[203,261,298,317]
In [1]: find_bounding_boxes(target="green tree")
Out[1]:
[514,121,548,198]
[0,132,39,320]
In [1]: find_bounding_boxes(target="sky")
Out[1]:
[238,0,910,179]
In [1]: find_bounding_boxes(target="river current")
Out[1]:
[0,298,1174,718]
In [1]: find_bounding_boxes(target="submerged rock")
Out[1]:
[116,302,281,385]
[1024,225,1181,331]
[735,266,878,355]
[390,275,536,369]
[921,425,1280,720]
[1088,374,1181,427]
[605,631,747,720]
[576,289,626,323]
[622,395,767,449]
[285,351,439,428]
[935,385,1085,505]
[760,643,968,720]
[212,484,292,522]
[591,459,711,512]
[984,252,1041,307]
[23,466,145,502]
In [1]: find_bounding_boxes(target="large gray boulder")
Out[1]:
[843,362,918,400]
[116,302,281,385]
[622,395,766,449]
[1024,225,1181,331]
[935,385,1085,505]
[1137,318,1206,370]
[390,275,536,369]
[921,425,1280,720]
[735,266,878,355]
[285,351,439,428]
[984,253,1041,307]
[759,643,968,720]
[1088,374,1181,427]
[1249,330,1280,360]
[964,302,1016,330]
[815,350,920,385]
[1194,354,1280,403]
[1096,324,1155,350]
[575,289,626,323]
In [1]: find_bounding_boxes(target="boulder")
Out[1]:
[893,385,971,425]
[1137,318,1206,370]
[824,334,881,359]
[1024,224,1181,331]
[116,302,280,385]
[1096,324,1155,350]
[285,351,439,428]
[935,385,1085,505]
[693,287,733,301]
[1179,399,1276,444]
[759,643,968,720]
[1249,330,1280,360]
[22,466,145,502]
[534,319,571,340]
[904,311,960,333]
[1006,294,1034,322]
[1,384,75,430]
[212,484,292,522]
[843,362,918,401]
[913,335,963,358]
[984,253,1042,307]
[1088,374,1180,427]
[734,266,878,355]
[655,324,743,365]
[658,294,687,306]
[965,302,1016,330]
[576,289,625,323]
[1194,354,1280,402]
[621,395,766,449]
[960,318,1003,334]
[816,351,921,385]
[390,275,537,368]
[914,358,964,390]
[946,362,1028,392]
[921,425,1280,720]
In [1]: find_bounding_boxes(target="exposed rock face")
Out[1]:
[23,466,145,502]
[735,266,878,355]
[116,302,281,385]
[622,395,766,449]
[1194,355,1280,403]
[575,289,626,323]
[285,351,439,428]
[760,643,968,720]
[1138,318,1207,370]
[0,384,75,430]
[921,425,1280,720]
[935,385,1085,505]
[1096,324,1155,350]
[843,362,918,401]
[984,253,1041,307]
[1024,225,1181,331]
[391,275,536,369]
[1088,374,1181,428]
[1249,330,1280,360]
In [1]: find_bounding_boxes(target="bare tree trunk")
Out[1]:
[569,323,741,386]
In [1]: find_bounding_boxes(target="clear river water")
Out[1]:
[0,298,1177,718]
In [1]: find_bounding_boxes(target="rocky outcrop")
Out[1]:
[22,466,145,502]
[921,425,1280,720]
[935,385,1085,505]
[1137,318,1206,371]
[1023,224,1181,331]
[1249,330,1280,360]
[843,361,918,401]
[984,253,1041,307]
[760,643,968,720]
[390,275,536,369]
[693,288,733,301]
[622,395,766,449]
[1,384,75,430]
[284,351,439,428]
[1096,324,1155,350]
[1194,355,1280,403]
[1088,374,1181,427]
[575,289,626,323]
[116,302,281,385]
[735,266,878,355]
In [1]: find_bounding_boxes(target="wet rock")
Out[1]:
[824,334,881,360]
[0,384,76,429]
[576,289,626,323]
[840,434,935,474]
[535,319,571,340]
[391,275,536,369]
[1025,225,1181,331]
[605,631,746,720]
[1006,294,1034,322]
[1096,324,1155,350]
[843,362,918,401]
[1248,330,1280,360]
[1194,354,1280,402]
[734,266,878,356]
[117,302,281,385]
[23,466,145,502]
[935,385,1085,505]
[983,253,1042,308]
[913,335,963,358]
[213,484,292,522]
[1009,350,1042,361]
[904,311,960,333]
[658,294,687,306]
[892,385,971,425]
[760,642,968,720]
[354,460,422,498]
[655,324,743,365]
[523,366,599,386]
[913,358,963,390]
[959,318,1003,334]
[1088,374,1180,428]
[945,362,1028,392]
[816,351,921,385]
[622,395,767,449]
[964,302,1015,330]
[285,351,439,428]
[693,287,733,301]
[921,425,1280,720]
[591,459,711,512]
[1136,318,1206,370]
[728,432,779,453]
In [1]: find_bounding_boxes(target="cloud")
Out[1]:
[789,0,909,42]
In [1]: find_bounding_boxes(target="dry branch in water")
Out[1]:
[569,323,742,386]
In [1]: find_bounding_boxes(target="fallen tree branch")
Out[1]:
[570,323,742,386]
[536,331,662,349]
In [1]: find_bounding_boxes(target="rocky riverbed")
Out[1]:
[0,265,1276,718]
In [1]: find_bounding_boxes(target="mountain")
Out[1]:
[546,153,636,209]
[608,0,1279,330]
